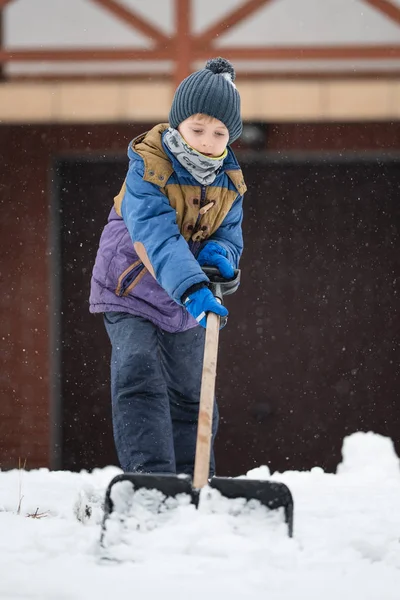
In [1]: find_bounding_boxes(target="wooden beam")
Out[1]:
[194,45,400,60]
[362,0,400,27]
[7,70,400,83]
[91,0,169,45]
[174,0,191,88]
[0,47,171,61]
[2,45,399,64]
[0,5,3,80]
[195,0,274,46]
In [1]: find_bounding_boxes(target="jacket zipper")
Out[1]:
[116,260,145,297]
[189,185,207,254]
[193,185,207,232]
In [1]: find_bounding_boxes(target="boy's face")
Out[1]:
[177,114,229,157]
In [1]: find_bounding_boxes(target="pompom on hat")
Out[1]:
[169,57,242,144]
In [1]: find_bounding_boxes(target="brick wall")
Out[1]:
[0,125,144,469]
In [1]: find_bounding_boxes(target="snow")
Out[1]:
[1,432,400,600]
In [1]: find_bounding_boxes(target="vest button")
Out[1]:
[159,175,165,181]
[149,170,155,176]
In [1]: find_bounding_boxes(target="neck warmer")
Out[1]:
[163,127,227,186]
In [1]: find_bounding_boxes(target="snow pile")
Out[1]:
[1,432,400,600]
[337,431,400,479]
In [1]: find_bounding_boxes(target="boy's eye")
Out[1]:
[215,132,225,137]
[192,129,203,134]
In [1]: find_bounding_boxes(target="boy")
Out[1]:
[90,57,246,477]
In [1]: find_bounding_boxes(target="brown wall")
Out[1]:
[0,122,399,471]
[0,124,149,469]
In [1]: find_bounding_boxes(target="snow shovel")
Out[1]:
[193,268,294,537]
[100,267,294,541]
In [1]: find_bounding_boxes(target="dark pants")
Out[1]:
[104,312,219,477]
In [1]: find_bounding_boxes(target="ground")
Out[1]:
[1,431,400,600]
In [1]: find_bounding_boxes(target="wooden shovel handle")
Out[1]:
[193,311,220,489]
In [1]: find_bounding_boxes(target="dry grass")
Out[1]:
[16,458,49,518]
[16,457,26,515]
[26,508,49,519]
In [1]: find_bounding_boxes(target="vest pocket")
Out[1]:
[115,260,147,297]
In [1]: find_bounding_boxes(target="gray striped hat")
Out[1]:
[169,57,242,144]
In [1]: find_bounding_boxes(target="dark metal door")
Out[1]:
[57,160,125,470]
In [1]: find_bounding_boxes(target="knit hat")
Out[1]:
[169,57,242,144]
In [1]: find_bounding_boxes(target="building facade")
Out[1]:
[0,0,399,474]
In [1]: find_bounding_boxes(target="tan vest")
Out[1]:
[114,124,246,244]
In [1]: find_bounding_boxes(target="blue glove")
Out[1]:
[182,286,228,328]
[197,242,235,279]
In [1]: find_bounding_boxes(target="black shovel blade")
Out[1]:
[209,477,294,537]
[101,473,198,540]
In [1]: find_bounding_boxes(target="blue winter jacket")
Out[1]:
[89,124,246,332]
